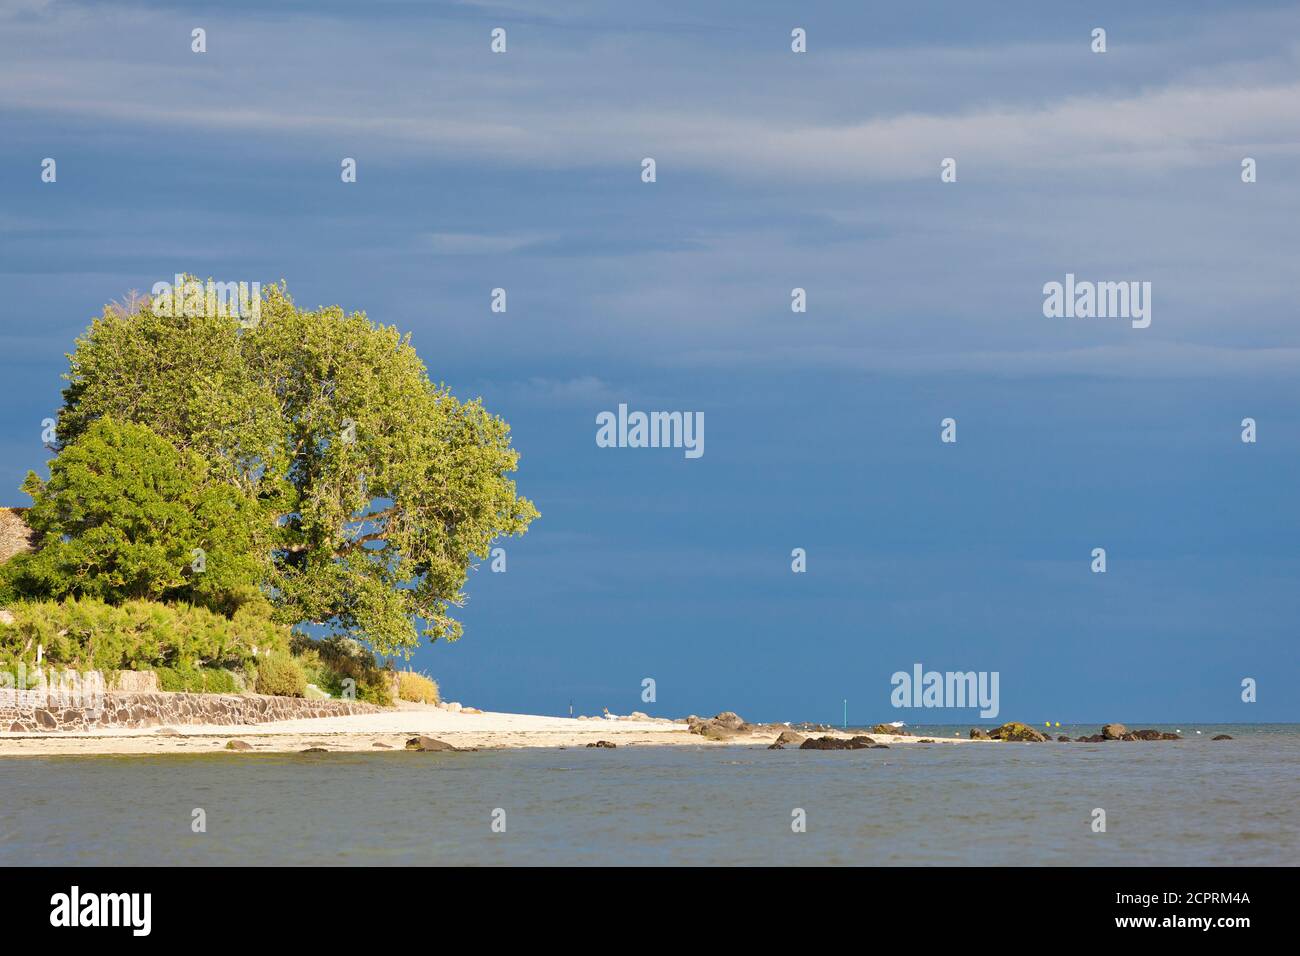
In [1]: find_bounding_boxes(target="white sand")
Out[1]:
[0,704,972,755]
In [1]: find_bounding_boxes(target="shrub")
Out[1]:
[3,417,267,615]
[0,596,289,673]
[398,670,440,704]
[156,665,241,694]
[254,654,307,698]
[288,632,392,706]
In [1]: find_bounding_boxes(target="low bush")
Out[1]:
[156,665,242,694]
[254,653,307,698]
[289,632,393,706]
[398,670,440,704]
[0,596,290,673]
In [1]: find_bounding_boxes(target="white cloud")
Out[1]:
[1,4,1297,182]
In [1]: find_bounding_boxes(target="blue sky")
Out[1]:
[1,0,1296,722]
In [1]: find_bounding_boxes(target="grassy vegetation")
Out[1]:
[398,669,440,704]
[0,596,435,705]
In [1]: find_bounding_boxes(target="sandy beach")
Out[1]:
[0,703,969,756]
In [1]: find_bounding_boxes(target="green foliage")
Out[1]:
[290,632,392,705]
[2,417,265,615]
[156,665,241,694]
[254,653,307,698]
[51,281,538,654]
[398,669,440,705]
[0,597,288,672]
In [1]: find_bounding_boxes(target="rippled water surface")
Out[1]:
[2,724,1296,865]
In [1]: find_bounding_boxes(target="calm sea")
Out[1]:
[1,723,1296,866]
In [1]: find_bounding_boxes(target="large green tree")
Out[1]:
[53,282,538,654]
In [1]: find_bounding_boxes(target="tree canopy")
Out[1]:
[38,281,538,655]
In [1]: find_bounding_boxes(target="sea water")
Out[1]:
[1,724,1295,866]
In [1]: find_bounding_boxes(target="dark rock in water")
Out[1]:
[586,740,617,748]
[767,742,784,750]
[775,730,806,745]
[405,735,458,752]
[989,722,1048,742]
[799,735,876,750]
[300,747,328,753]
[1212,734,1233,740]
[372,742,392,748]
[970,728,992,740]
[1129,728,1181,741]
[870,724,903,735]
[1077,734,1106,742]
[917,738,936,743]
[1057,735,1070,742]
[225,739,253,751]
[1101,723,1127,740]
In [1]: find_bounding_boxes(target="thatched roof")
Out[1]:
[0,507,34,564]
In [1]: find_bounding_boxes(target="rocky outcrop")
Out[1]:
[1,688,380,733]
[969,728,992,740]
[775,729,806,745]
[988,722,1048,742]
[688,711,749,740]
[1212,734,1233,740]
[225,739,253,751]
[870,724,904,735]
[710,711,746,730]
[1125,729,1181,741]
[405,736,459,752]
[1075,726,1179,741]
[586,740,617,748]
[799,735,888,750]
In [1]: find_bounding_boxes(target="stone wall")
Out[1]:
[0,507,34,565]
[0,687,381,733]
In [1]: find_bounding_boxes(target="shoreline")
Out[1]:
[0,704,970,756]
